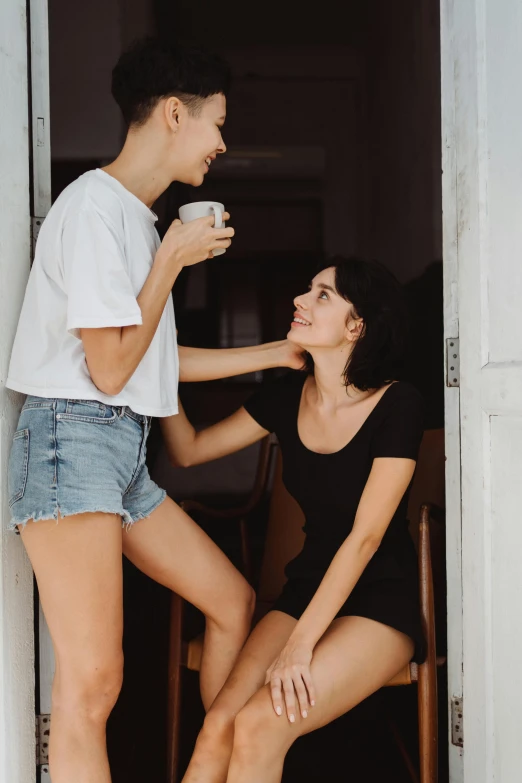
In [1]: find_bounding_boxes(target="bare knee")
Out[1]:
[233,700,286,760]
[207,580,255,636]
[53,652,124,726]
[199,705,235,746]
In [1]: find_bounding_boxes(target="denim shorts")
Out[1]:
[7,396,166,530]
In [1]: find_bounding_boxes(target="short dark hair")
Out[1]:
[111,37,231,127]
[305,256,408,391]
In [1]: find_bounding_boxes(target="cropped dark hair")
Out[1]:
[112,37,231,127]
[305,256,408,391]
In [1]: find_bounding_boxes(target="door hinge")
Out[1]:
[446,338,460,387]
[36,713,51,766]
[31,216,44,260]
[451,696,463,747]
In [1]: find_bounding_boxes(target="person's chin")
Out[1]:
[287,327,309,347]
[179,171,205,188]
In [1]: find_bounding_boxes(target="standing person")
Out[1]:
[6,37,301,783]
[160,257,425,783]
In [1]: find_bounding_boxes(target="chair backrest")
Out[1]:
[257,448,305,604]
[256,427,446,605]
[407,428,445,547]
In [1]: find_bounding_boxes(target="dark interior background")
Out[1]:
[45,1,445,780]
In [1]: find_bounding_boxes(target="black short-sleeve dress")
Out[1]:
[244,372,425,660]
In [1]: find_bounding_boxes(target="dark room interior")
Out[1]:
[46,1,446,780]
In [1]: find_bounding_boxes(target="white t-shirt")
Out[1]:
[7,169,179,417]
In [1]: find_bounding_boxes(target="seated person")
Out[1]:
[161,256,425,783]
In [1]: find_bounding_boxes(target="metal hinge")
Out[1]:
[31,216,44,260]
[36,713,51,766]
[451,696,463,747]
[446,338,460,387]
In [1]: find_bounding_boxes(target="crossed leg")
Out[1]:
[182,611,298,782]
[183,612,414,783]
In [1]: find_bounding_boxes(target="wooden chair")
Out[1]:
[167,432,444,783]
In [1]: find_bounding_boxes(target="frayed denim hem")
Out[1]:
[8,490,167,534]
[122,489,167,531]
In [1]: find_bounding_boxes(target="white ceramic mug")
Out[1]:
[178,200,227,256]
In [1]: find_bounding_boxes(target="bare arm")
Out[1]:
[178,340,305,382]
[82,257,181,395]
[265,456,416,719]
[161,399,269,468]
[81,215,234,395]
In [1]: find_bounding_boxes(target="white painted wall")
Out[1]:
[442,0,522,780]
[0,2,36,782]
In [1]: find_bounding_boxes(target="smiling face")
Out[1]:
[288,267,363,350]
[165,92,227,187]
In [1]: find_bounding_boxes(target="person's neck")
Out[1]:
[102,131,176,209]
[308,347,366,406]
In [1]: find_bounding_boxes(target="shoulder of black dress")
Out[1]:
[387,381,425,408]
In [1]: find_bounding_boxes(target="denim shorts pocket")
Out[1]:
[57,400,118,425]
[8,429,30,507]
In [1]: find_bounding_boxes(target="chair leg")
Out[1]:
[417,508,439,783]
[388,718,420,783]
[167,593,184,783]
[417,659,438,782]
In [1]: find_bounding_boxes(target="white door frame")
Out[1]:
[441,0,484,768]
[440,0,464,780]
[28,3,54,779]
[30,0,52,223]
[0,1,36,782]
[28,1,54,780]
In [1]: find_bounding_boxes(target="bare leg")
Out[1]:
[181,611,297,783]
[21,513,124,783]
[227,616,415,783]
[122,496,255,708]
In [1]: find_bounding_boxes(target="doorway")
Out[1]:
[40,0,451,780]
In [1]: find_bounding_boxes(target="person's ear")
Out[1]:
[345,317,364,343]
[164,96,183,132]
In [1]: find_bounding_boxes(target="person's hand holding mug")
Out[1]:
[156,200,234,270]
[179,201,230,257]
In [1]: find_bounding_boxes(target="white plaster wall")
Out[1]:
[0,2,36,782]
